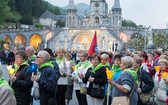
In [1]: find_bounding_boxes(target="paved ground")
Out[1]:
[0,63,78,105]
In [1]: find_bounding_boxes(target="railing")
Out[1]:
[0,27,61,33]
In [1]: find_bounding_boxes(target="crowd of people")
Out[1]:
[1,44,168,105]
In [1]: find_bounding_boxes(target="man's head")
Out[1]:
[14,44,25,55]
[79,51,88,62]
[26,46,35,58]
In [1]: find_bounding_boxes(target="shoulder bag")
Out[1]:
[90,83,105,99]
[112,82,135,105]
[138,68,152,103]
[79,83,87,95]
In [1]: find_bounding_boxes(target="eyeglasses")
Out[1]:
[36,56,43,59]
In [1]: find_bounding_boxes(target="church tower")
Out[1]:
[110,0,122,28]
[89,0,108,25]
[66,0,78,27]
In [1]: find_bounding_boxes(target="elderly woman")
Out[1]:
[0,67,16,105]
[109,56,138,105]
[104,54,122,105]
[100,53,110,68]
[72,51,91,105]
[13,44,26,69]
[31,51,57,105]
[132,56,154,105]
[10,51,33,105]
[82,53,107,105]
[154,59,168,105]
[55,48,67,105]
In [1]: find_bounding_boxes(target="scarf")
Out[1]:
[91,63,103,73]
[0,78,9,87]
[0,78,14,93]
[56,57,65,65]
[112,64,121,72]
[123,68,138,83]
[76,60,90,69]
[157,68,168,83]
[14,61,29,74]
[28,54,36,61]
[154,55,159,61]
[102,62,110,67]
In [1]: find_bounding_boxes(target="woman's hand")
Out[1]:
[31,75,39,82]
[138,88,142,93]
[78,74,84,79]
[108,79,115,85]
[88,77,94,82]
[164,79,168,84]
[10,75,16,82]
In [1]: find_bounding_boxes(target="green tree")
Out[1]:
[19,14,33,25]
[127,34,146,51]
[0,39,9,50]
[35,23,43,28]
[153,32,168,51]
[122,19,137,27]
[56,20,65,27]
[0,0,11,24]
[15,0,32,15]
[32,0,45,17]
[8,0,16,11]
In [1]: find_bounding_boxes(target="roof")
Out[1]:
[112,0,121,9]
[40,10,66,22]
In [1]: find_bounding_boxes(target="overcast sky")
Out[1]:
[46,0,168,29]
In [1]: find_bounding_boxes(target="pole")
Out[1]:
[144,27,146,52]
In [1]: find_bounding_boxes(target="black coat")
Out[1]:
[137,67,154,93]
[38,66,57,105]
[83,66,107,96]
[12,64,33,105]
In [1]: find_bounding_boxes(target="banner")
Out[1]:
[88,31,98,56]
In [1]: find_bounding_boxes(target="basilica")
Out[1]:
[47,0,125,52]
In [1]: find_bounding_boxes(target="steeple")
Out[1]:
[66,0,78,27]
[110,0,122,34]
[68,0,76,9]
[112,0,121,10]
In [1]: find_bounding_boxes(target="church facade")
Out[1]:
[48,0,125,52]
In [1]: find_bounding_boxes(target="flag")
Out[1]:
[88,31,98,56]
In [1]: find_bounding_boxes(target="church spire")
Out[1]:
[112,0,121,9]
[68,0,76,9]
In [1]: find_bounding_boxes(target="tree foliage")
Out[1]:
[14,0,60,17]
[35,23,43,28]
[19,15,33,25]
[4,0,61,24]
[122,19,137,27]
[127,34,147,51]
[56,20,65,27]
[0,39,9,50]
[153,32,168,51]
[0,0,11,24]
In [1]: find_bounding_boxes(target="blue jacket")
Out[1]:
[38,65,57,105]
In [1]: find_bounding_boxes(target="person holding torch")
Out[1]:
[10,51,33,105]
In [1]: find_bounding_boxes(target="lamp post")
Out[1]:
[144,26,151,52]
[135,34,139,51]
[118,21,121,37]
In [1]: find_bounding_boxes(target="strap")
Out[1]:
[139,67,143,88]
[128,78,136,97]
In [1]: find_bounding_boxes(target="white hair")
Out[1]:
[101,53,109,59]
[122,56,134,68]
[38,51,50,62]
[26,46,35,52]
